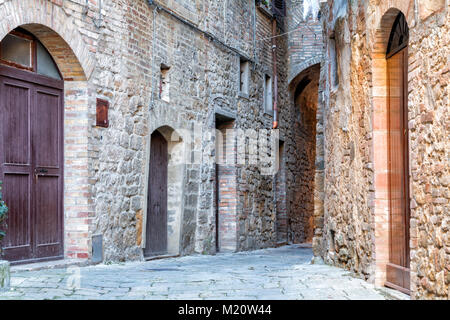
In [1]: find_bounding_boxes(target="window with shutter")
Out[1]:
[272,0,286,17]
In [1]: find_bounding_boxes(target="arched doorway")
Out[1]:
[288,64,321,244]
[145,130,169,257]
[385,12,410,293]
[0,28,64,263]
[144,127,185,257]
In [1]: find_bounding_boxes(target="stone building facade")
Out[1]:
[313,0,449,300]
[0,0,317,266]
[0,0,447,301]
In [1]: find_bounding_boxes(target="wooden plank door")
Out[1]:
[144,130,168,257]
[0,75,33,261]
[386,48,410,293]
[0,66,64,263]
[32,84,64,260]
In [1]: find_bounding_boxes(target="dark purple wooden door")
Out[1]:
[386,48,410,293]
[0,65,64,263]
[144,130,168,257]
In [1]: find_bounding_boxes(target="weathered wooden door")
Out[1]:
[0,65,64,263]
[144,130,168,257]
[385,19,410,292]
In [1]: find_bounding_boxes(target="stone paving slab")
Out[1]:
[0,245,409,300]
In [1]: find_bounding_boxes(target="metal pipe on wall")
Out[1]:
[272,19,279,129]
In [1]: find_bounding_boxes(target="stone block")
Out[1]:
[419,0,445,20]
[0,260,10,291]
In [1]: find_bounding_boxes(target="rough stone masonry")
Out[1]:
[0,0,318,264]
[0,0,447,301]
[315,0,449,300]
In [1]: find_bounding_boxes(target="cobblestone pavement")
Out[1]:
[0,245,408,300]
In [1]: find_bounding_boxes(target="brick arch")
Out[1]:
[289,62,321,92]
[147,107,191,144]
[288,57,323,87]
[0,0,95,80]
[371,6,411,287]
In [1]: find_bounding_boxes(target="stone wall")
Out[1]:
[275,141,288,243]
[406,0,448,300]
[0,260,9,291]
[318,0,449,299]
[91,0,293,259]
[318,0,376,280]
[0,0,309,262]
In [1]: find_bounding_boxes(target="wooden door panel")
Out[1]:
[33,89,61,169]
[32,85,63,260]
[34,175,62,259]
[0,75,33,262]
[386,48,410,293]
[0,66,64,263]
[1,80,31,166]
[145,131,168,257]
[0,173,32,261]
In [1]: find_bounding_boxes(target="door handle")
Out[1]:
[34,169,48,183]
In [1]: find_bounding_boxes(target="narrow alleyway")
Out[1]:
[0,245,407,300]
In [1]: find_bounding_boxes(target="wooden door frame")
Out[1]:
[0,64,64,265]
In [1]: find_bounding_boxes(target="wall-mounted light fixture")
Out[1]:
[83,0,103,28]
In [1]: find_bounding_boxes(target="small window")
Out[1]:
[160,64,170,102]
[239,59,249,95]
[36,42,61,80]
[0,29,62,80]
[0,33,32,68]
[264,74,273,113]
[329,38,339,89]
[272,0,286,17]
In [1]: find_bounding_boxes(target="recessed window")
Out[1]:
[264,74,273,113]
[160,64,170,102]
[239,59,249,95]
[329,38,339,89]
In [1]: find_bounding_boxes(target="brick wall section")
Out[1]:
[216,121,237,251]
[64,81,91,259]
[286,0,324,83]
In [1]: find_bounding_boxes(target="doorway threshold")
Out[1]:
[144,254,180,261]
[10,258,89,273]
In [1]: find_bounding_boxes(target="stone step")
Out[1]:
[10,259,89,273]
